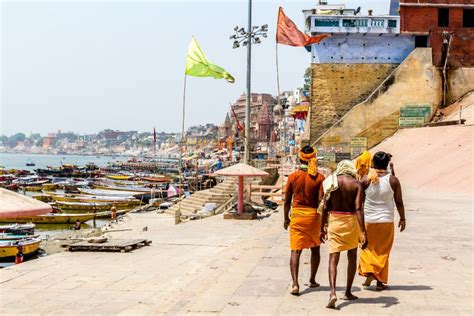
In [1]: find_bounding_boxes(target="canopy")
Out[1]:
[214,163,269,177]
[0,188,52,218]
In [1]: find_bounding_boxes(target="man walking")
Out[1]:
[320,160,367,308]
[358,151,406,291]
[284,146,324,295]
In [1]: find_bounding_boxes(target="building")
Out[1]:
[303,0,416,143]
[228,93,276,143]
[42,133,56,149]
[399,0,473,68]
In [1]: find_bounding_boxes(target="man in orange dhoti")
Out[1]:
[284,146,324,295]
[320,160,367,308]
[358,151,406,291]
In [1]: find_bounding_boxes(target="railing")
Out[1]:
[213,194,237,215]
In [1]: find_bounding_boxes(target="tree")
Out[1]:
[303,67,311,93]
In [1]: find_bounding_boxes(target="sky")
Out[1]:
[0,0,389,136]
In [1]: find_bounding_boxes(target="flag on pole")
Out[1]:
[276,7,329,46]
[185,36,235,83]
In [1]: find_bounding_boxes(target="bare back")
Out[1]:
[326,175,363,212]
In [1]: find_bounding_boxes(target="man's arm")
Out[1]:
[391,176,406,232]
[283,177,293,230]
[354,182,368,249]
[320,190,332,243]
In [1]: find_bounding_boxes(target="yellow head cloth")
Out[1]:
[355,151,372,179]
[299,148,318,176]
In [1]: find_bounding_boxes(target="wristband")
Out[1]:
[400,218,406,221]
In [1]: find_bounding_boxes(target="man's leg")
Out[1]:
[327,252,340,308]
[290,250,302,294]
[309,246,320,287]
[344,248,358,300]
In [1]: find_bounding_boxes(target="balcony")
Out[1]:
[310,15,400,34]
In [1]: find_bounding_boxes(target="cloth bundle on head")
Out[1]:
[317,160,357,214]
[355,151,372,179]
[299,147,318,176]
[335,160,358,179]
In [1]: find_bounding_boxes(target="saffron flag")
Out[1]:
[276,7,329,46]
[185,37,235,83]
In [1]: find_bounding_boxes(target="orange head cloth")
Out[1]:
[355,151,372,179]
[299,148,318,176]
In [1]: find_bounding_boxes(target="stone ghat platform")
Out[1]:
[0,187,472,315]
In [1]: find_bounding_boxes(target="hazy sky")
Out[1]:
[1,0,388,136]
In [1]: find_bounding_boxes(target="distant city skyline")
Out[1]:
[1,0,388,135]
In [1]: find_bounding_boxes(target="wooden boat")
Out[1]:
[42,183,58,191]
[91,184,150,193]
[55,201,112,212]
[0,238,41,258]
[105,174,133,181]
[0,223,35,235]
[140,175,173,183]
[26,159,35,167]
[22,185,44,192]
[0,213,100,224]
[0,234,40,241]
[79,188,142,197]
[51,195,141,209]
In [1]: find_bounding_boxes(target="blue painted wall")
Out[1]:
[311,34,415,64]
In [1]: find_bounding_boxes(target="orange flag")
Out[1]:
[276,7,329,46]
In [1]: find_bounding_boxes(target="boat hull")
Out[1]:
[0,213,100,224]
[0,238,41,258]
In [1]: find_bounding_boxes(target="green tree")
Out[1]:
[303,67,311,93]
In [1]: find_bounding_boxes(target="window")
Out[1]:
[415,35,429,47]
[388,20,397,28]
[438,8,449,27]
[463,9,474,27]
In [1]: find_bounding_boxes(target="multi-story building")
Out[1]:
[228,93,276,143]
[303,0,416,144]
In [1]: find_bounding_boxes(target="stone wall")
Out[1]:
[309,63,397,143]
[448,67,474,103]
[314,48,442,154]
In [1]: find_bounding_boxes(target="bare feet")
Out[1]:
[290,284,300,296]
[362,275,375,287]
[326,295,337,308]
[342,292,358,300]
[308,281,320,288]
[376,282,389,291]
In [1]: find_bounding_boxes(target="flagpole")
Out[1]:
[275,42,285,154]
[176,74,187,225]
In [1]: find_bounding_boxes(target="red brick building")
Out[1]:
[399,0,474,67]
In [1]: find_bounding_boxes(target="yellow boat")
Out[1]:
[0,238,41,258]
[42,183,58,191]
[52,195,141,209]
[105,175,132,181]
[55,201,112,212]
[22,186,43,192]
[0,213,102,224]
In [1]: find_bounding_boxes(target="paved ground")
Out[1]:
[0,185,472,315]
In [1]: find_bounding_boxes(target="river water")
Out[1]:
[0,152,117,171]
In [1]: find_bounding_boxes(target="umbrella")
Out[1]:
[0,188,52,218]
[214,163,269,214]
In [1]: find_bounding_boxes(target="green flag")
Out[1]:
[185,37,235,83]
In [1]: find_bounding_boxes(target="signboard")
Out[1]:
[351,147,366,159]
[350,137,368,147]
[321,135,341,145]
[400,106,431,118]
[335,152,351,163]
[399,116,425,128]
[318,151,336,162]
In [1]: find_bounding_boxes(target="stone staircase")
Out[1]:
[166,179,236,216]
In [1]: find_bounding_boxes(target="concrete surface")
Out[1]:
[1,184,472,315]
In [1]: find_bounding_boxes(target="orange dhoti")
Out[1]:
[328,213,361,254]
[358,222,394,284]
[289,207,321,250]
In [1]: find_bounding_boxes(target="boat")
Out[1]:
[78,188,143,197]
[42,183,58,191]
[0,238,41,259]
[26,159,35,167]
[0,213,103,224]
[51,195,142,208]
[0,234,40,241]
[55,201,113,212]
[0,223,35,235]
[105,174,133,181]
[140,175,173,183]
